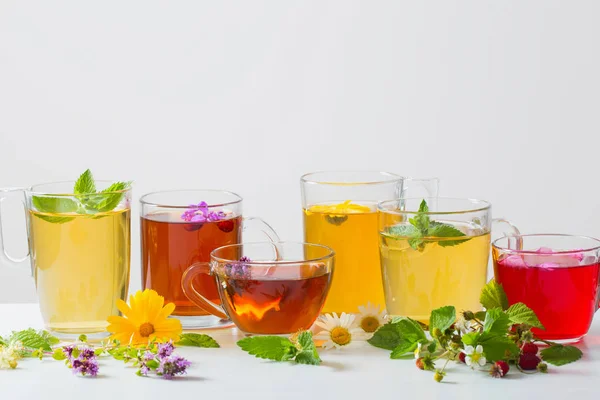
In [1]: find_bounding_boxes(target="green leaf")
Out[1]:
[32,196,79,214]
[94,348,104,356]
[429,306,456,333]
[176,333,220,348]
[82,181,131,213]
[78,334,88,343]
[32,214,75,224]
[386,224,419,238]
[427,341,437,353]
[540,345,583,366]
[146,359,160,369]
[237,336,297,362]
[474,311,487,321]
[9,329,57,352]
[506,303,544,329]
[408,237,425,251]
[368,321,403,350]
[294,331,321,366]
[461,332,480,346]
[480,279,509,311]
[482,308,511,335]
[74,169,96,194]
[479,335,519,362]
[0,336,6,346]
[428,224,470,247]
[390,340,420,359]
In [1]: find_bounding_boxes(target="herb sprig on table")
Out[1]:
[32,169,131,224]
[368,279,582,382]
[386,200,470,251]
[237,330,321,365]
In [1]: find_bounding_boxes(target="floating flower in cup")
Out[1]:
[357,302,386,334]
[314,312,361,349]
[181,201,227,223]
[464,345,486,368]
[107,289,182,345]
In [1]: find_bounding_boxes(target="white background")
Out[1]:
[0,1,599,303]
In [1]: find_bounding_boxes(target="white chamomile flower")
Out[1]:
[464,344,486,367]
[414,342,422,359]
[314,312,361,350]
[357,302,387,334]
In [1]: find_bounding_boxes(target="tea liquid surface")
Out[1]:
[380,223,490,322]
[141,211,241,316]
[303,201,382,314]
[30,209,131,334]
[219,265,331,334]
[495,258,600,340]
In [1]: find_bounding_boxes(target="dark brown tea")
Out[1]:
[218,264,331,334]
[141,212,242,316]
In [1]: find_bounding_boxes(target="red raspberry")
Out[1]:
[217,220,235,233]
[416,358,425,370]
[489,361,509,378]
[518,353,541,370]
[458,352,466,363]
[521,342,539,355]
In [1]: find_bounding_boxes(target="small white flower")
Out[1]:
[455,317,471,334]
[464,344,486,367]
[357,302,387,334]
[314,312,361,350]
[414,342,422,359]
[0,341,21,370]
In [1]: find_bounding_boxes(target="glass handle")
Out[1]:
[242,217,280,242]
[488,218,522,280]
[400,177,440,199]
[181,262,229,320]
[0,188,30,267]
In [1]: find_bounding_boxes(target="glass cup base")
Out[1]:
[46,329,110,342]
[538,335,585,345]
[172,315,234,330]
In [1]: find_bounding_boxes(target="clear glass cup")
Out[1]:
[181,242,334,335]
[493,234,600,343]
[140,190,279,329]
[0,182,132,338]
[378,197,519,322]
[301,171,439,314]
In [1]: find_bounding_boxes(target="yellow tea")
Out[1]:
[30,209,131,334]
[380,223,489,322]
[303,201,383,314]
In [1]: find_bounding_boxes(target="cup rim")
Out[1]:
[300,170,404,185]
[492,233,600,254]
[210,241,335,266]
[26,180,132,196]
[140,189,242,208]
[378,197,491,215]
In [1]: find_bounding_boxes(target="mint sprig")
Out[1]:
[386,199,470,251]
[32,169,131,224]
[176,333,220,348]
[237,331,321,365]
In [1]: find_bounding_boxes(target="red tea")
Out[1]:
[141,212,242,316]
[219,265,331,334]
[494,253,600,340]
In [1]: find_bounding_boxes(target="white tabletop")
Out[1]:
[0,304,598,399]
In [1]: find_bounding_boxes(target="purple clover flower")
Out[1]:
[71,348,99,377]
[181,201,227,223]
[156,355,192,380]
[63,345,75,360]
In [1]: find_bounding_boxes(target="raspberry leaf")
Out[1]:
[506,303,545,329]
[480,279,509,311]
[429,306,456,333]
[540,345,582,366]
[483,308,511,335]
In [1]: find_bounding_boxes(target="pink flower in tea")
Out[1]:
[181,201,226,223]
[501,255,527,267]
[522,247,585,267]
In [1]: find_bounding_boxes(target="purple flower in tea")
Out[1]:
[156,355,191,380]
[181,201,227,223]
[226,257,252,279]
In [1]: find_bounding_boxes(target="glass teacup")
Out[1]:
[181,242,334,335]
[493,234,600,343]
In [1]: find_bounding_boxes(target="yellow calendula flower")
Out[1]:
[107,289,182,345]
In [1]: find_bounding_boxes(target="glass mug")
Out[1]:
[300,171,439,314]
[493,234,600,343]
[140,190,279,329]
[181,242,334,335]
[378,197,519,322]
[0,182,131,338]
